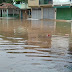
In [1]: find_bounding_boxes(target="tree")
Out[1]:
[0,0,2,3]
[6,0,13,3]
[15,0,28,3]
[0,0,13,4]
[22,0,28,3]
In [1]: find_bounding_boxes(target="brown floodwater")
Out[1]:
[0,19,72,72]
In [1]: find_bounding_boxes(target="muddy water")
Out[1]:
[0,19,72,72]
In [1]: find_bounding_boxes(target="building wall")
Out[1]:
[53,0,71,5]
[0,9,19,17]
[28,0,39,6]
[8,9,19,14]
[39,0,53,5]
[56,8,72,20]
[22,10,28,19]
[0,9,7,17]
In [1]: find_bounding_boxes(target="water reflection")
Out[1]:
[69,22,72,55]
[0,19,72,72]
[28,20,55,48]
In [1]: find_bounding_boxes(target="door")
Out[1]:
[32,8,41,19]
[56,8,71,20]
[43,8,55,19]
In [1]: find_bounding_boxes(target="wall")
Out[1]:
[39,0,53,5]
[0,9,19,17]
[8,9,19,17]
[1,9,7,17]
[53,0,71,5]
[8,9,19,14]
[28,0,39,6]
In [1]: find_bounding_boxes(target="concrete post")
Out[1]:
[29,10,30,16]
[13,9,14,17]
[7,9,8,17]
[2,9,3,17]
[19,10,21,19]
[41,7,43,19]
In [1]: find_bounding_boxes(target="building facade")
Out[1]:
[53,0,72,5]
[0,3,20,18]
[14,3,31,19]
[28,0,56,20]
[53,0,72,20]
[13,0,31,19]
[28,0,72,20]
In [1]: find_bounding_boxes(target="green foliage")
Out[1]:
[23,0,28,3]
[15,0,28,3]
[0,0,28,4]
[0,0,13,4]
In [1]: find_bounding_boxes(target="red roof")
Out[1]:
[0,3,19,9]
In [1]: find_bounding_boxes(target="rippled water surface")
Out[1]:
[0,19,72,72]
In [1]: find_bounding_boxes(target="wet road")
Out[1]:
[0,19,72,72]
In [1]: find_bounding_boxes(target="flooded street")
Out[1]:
[0,19,72,72]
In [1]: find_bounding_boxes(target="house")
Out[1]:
[13,0,31,19]
[0,3,20,18]
[28,0,56,20]
[53,0,72,20]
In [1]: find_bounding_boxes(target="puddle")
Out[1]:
[0,19,72,72]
